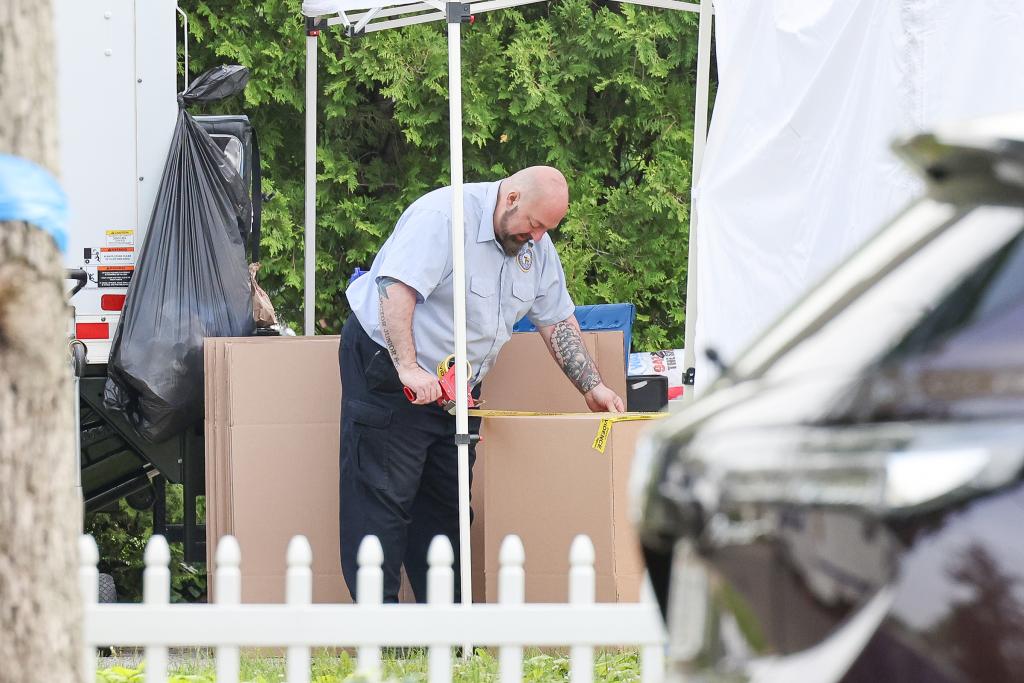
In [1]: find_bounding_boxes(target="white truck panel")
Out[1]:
[56,0,177,364]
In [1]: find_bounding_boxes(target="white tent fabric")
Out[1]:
[693,0,1024,392]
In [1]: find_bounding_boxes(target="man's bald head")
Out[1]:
[493,166,569,256]
[505,166,569,219]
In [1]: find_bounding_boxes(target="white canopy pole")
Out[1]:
[300,0,710,614]
[682,0,712,398]
[446,3,474,635]
[304,27,319,336]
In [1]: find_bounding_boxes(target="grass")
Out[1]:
[95,648,642,682]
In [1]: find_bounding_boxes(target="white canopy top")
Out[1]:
[302,0,395,16]
[304,0,699,33]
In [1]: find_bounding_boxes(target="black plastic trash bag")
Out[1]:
[104,65,255,442]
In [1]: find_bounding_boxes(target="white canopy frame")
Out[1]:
[302,0,713,618]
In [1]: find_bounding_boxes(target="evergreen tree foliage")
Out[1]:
[186,0,700,349]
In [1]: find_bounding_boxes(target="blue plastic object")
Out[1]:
[0,154,68,252]
[348,267,367,285]
[514,303,636,362]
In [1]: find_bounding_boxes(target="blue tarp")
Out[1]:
[0,154,68,252]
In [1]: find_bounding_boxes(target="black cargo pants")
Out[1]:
[338,316,481,603]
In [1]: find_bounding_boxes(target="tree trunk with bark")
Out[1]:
[0,1,84,681]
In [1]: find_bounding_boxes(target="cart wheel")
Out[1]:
[98,573,117,603]
[126,485,156,512]
[69,340,87,378]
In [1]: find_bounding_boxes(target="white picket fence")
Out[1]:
[80,533,667,683]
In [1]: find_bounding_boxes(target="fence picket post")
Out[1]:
[569,535,595,683]
[427,535,454,682]
[143,535,170,683]
[498,535,525,683]
[356,535,384,674]
[79,535,99,683]
[639,574,665,683]
[214,536,241,683]
[286,536,314,683]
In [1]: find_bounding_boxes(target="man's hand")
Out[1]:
[398,364,442,405]
[584,382,625,413]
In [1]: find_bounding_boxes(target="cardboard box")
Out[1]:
[474,331,628,601]
[481,414,654,603]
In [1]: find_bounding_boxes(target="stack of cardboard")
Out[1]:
[204,335,349,603]
[204,329,649,604]
[477,330,654,602]
[473,331,629,599]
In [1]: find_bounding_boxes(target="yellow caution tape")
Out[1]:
[591,414,664,453]
[467,409,666,453]
[467,409,564,417]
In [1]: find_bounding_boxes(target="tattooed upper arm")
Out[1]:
[550,320,601,394]
[377,276,401,299]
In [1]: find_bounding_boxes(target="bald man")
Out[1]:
[340,166,624,603]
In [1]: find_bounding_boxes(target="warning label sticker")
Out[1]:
[105,229,134,246]
[99,247,135,265]
[97,266,134,288]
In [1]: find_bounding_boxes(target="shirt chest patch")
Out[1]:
[517,247,534,272]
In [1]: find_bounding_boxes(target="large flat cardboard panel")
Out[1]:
[224,336,341,426]
[214,339,233,552]
[219,422,421,604]
[205,337,233,578]
[481,414,652,603]
[204,338,217,570]
[470,458,486,604]
[228,424,340,593]
[221,340,235,538]
[206,337,231,425]
[480,332,626,412]
[611,424,646,580]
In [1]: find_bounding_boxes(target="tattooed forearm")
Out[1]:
[550,320,601,394]
[378,301,401,366]
[376,278,419,371]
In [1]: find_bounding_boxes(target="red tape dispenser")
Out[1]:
[403,362,481,415]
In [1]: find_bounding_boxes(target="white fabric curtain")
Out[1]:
[693,0,1024,391]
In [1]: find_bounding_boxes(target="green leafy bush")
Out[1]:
[84,485,207,603]
[185,0,700,349]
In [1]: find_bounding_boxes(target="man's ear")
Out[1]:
[506,190,520,208]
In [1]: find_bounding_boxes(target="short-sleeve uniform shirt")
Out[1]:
[347,181,575,385]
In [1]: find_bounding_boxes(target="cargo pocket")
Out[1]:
[365,348,404,394]
[347,399,393,491]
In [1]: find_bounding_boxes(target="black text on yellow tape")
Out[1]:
[467,409,665,454]
[591,414,663,453]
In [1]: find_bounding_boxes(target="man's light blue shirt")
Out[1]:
[346,181,575,385]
